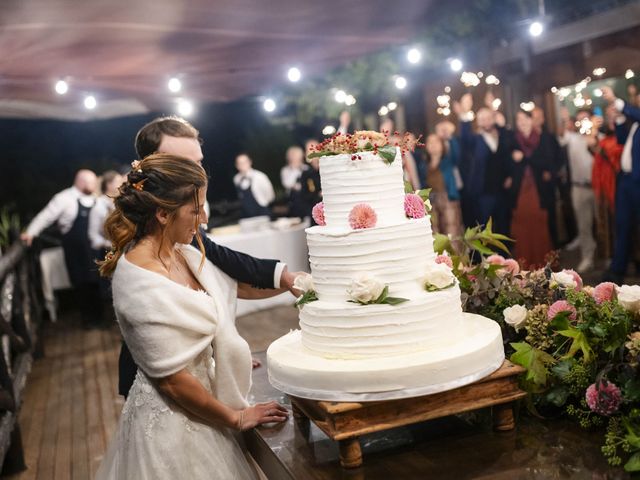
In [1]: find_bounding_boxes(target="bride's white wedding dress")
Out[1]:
[96,245,258,479]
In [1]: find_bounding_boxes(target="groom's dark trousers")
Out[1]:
[118,229,279,397]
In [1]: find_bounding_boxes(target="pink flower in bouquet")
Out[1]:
[563,269,583,291]
[502,258,520,275]
[435,255,453,268]
[547,300,577,321]
[312,202,326,226]
[404,193,426,219]
[593,282,616,304]
[585,381,622,416]
[487,254,506,266]
[348,204,377,229]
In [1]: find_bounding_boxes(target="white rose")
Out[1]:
[503,305,528,331]
[617,285,640,313]
[550,271,577,289]
[423,263,455,290]
[347,274,385,304]
[293,273,314,293]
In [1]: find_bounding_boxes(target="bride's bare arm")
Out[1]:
[237,282,286,299]
[155,369,288,430]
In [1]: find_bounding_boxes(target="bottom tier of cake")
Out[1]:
[267,313,504,401]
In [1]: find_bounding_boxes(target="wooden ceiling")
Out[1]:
[0,0,434,118]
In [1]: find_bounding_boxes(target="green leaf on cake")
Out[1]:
[348,285,409,306]
[404,181,414,193]
[377,144,397,164]
[294,290,318,308]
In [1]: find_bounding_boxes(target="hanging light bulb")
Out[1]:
[55,80,69,95]
[168,77,182,93]
[84,95,97,110]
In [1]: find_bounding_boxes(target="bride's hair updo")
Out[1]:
[99,153,208,277]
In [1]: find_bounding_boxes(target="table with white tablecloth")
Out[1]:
[38,220,310,320]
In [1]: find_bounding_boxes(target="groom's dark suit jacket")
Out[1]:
[118,229,279,397]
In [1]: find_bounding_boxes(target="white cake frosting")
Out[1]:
[267,144,504,401]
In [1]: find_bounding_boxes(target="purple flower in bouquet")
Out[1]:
[547,300,577,321]
[404,193,426,219]
[435,254,453,268]
[593,282,616,304]
[349,203,377,229]
[585,381,622,416]
[312,202,326,226]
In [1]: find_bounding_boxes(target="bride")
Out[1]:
[96,154,288,479]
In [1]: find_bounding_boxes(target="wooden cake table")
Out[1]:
[288,360,526,468]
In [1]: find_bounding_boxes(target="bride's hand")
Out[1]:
[237,401,288,430]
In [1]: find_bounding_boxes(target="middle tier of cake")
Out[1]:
[299,285,464,358]
[307,217,436,302]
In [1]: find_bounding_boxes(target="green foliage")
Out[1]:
[349,285,409,306]
[510,342,555,388]
[0,206,20,248]
[294,290,318,308]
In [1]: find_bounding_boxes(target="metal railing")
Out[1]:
[0,241,45,475]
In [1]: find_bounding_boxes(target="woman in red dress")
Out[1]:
[506,111,555,268]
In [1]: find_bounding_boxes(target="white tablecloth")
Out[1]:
[38,221,309,319]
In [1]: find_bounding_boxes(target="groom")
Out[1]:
[118,116,302,397]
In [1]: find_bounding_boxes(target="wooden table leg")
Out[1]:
[339,437,362,469]
[291,401,306,420]
[493,403,516,431]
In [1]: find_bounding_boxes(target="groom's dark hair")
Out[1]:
[135,116,202,159]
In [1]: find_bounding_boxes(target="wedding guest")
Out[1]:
[280,146,306,195]
[559,109,597,273]
[337,110,351,135]
[233,153,275,218]
[455,93,513,233]
[435,120,463,194]
[424,133,463,238]
[590,107,623,261]
[402,132,422,191]
[506,111,555,268]
[602,86,640,283]
[298,140,322,223]
[88,170,125,251]
[95,154,288,479]
[21,169,102,327]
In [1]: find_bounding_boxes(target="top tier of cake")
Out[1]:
[319,149,406,229]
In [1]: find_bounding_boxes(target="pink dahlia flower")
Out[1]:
[593,282,616,304]
[348,204,377,229]
[435,255,453,268]
[502,258,521,275]
[547,300,577,321]
[404,193,426,219]
[312,202,326,226]
[585,381,622,416]
[487,254,506,266]
[563,269,583,291]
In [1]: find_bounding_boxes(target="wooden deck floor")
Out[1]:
[2,305,299,480]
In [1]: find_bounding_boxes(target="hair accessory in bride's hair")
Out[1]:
[131,178,147,191]
[104,249,116,262]
[131,159,143,173]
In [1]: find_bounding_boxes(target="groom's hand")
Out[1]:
[280,267,306,297]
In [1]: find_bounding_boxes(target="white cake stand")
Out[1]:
[267,313,505,402]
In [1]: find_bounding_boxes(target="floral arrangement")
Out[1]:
[349,204,377,229]
[347,273,408,306]
[435,222,640,472]
[423,263,456,291]
[293,273,318,308]
[308,130,421,164]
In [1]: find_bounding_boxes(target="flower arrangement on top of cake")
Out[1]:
[308,130,422,164]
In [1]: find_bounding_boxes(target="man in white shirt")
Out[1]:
[280,146,306,195]
[233,153,275,218]
[602,86,640,283]
[21,169,103,326]
[558,110,597,273]
[337,110,351,135]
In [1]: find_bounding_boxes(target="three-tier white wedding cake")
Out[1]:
[267,133,504,401]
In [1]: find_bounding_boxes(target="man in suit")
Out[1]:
[602,86,640,283]
[117,116,303,397]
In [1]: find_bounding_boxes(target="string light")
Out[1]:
[334,89,347,103]
[592,67,606,77]
[407,48,422,64]
[387,102,397,111]
[460,71,480,87]
[322,125,336,135]
[529,21,543,37]
[84,95,97,110]
[378,106,389,116]
[625,69,635,79]
[395,76,407,90]
[345,95,357,106]
[177,99,194,116]
[520,101,535,112]
[168,77,182,93]
[449,58,463,72]
[491,98,502,110]
[287,67,301,83]
[54,80,68,95]
[593,88,603,97]
[263,98,276,112]
[444,86,451,93]
[485,74,500,85]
